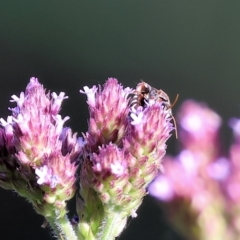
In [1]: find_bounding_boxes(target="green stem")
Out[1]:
[97,213,127,240]
[46,217,65,240]
[47,215,78,240]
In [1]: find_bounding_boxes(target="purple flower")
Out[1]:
[207,158,230,181]
[78,78,174,238]
[35,165,59,188]
[148,175,174,201]
[149,99,240,240]
[0,77,82,216]
[80,78,132,152]
[178,100,221,147]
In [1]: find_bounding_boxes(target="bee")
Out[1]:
[130,81,179,138]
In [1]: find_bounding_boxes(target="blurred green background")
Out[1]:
[0,1,239,239]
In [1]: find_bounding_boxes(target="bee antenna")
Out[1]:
[170,94,179,109]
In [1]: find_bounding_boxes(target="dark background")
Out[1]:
[0,1,239,239]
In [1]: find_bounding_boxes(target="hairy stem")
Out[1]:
[47,215,78,240]
[97,213,127,240]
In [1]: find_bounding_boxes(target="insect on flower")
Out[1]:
[130,81,179,138]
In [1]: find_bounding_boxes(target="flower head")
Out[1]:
[149,100,236,240]
[78,78,174,238]
[179,100,221,137]
[0,77,82,217]
[80,78,132,152]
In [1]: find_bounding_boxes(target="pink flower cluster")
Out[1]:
[80,78,174,190]
[0,77,175,239]
[77,78,174,238]
[149,100,240,240]
[0,78,82,216]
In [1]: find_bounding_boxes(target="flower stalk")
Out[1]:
[46,214,78,240]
